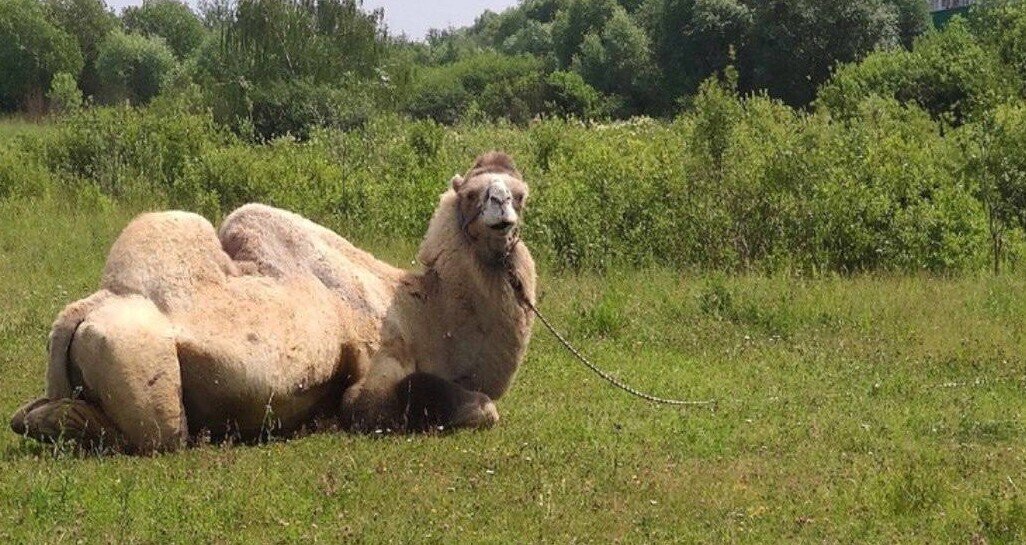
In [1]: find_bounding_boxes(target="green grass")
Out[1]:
[0,117,53,142]
[2,195,1026,543]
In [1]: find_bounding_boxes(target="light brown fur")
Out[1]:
[11,152,536,453]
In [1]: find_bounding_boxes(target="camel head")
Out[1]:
[450,151,528,266]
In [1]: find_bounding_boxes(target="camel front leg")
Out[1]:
[394,372,499,432]
[340,355,498,432]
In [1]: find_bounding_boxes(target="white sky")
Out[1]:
[104,0,520,41]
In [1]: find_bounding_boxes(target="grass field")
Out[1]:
[1,194,1025,543]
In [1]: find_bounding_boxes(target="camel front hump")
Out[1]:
[100,210,240,313]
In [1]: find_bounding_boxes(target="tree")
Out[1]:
[551,0,618,67]
[572,6,656,115]
[968,104,1026,273]
[639,0,751,109]
[47,71,84,114]
[817,19,1017,124]
[890,0,930,48]
[217,0,386,87]
[741,0,902,106]
[123,0,206,59]
[95,31,177,104]
[195,0,390,137]
[0,0,84,112]
[971,0,1026,84]
[44,0,117,99]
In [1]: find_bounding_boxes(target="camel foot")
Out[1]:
[11,397,125,452]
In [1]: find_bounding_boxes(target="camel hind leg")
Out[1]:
[69,295,187,453]
[17,295,188,454]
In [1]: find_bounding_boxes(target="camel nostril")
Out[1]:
[491,221,514,231]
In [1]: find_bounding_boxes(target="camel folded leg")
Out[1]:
[11,397,125,452]
[395,372,499,432]
[68,296,188,454]
[341,358,499,432]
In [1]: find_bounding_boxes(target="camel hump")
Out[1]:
[100,210,234,311]
[466,151,521,179]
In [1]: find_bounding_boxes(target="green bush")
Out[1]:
[818,19,1018,125]
[248,80,377,141]
[405,52,546,124]
[0,97,1009,274]
[122,0,205,59]
[47,72,84,115]
[95,31,177,105]
[42,105,231,197]
[0,143,54,200]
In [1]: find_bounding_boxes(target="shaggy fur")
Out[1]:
[10,152,536,453]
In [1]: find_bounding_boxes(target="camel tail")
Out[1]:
[45,290,112,399]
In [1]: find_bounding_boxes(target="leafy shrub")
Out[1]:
[405,52,546,124]
[0,143,54,200]
[818,19,1018,124]
[0,98,1005,274]
[544,70,608,119]
[248,80,377,141]
[43,105,231,197]
[95,31,177,105]
[47,72,84,115]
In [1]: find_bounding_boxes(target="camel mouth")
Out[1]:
[489,221,515,232]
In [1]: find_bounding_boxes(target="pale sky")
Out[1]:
[104,0,520,41]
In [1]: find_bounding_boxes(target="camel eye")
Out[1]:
[513,194,525,208]
[465,190,481,203]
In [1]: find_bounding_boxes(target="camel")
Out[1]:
[10,151,536,454]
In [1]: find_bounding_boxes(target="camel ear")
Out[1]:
[450,174,465,192]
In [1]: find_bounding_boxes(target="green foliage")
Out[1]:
[818,19,1018,125]
[0,142,53,200]
[246,79,378,140]
[639,0,752,109]
[551,0,618,67]
[743,0,902,107]
[0,82,1013,275]
[95,31,177,105]
[544,70,608,119]
[47,72,84,115]
[966,103,1026,272]
[213,0,385,86]
[971,0,1026,86]
[0,0,84,112]
[571,6,655,116]
[40,105,231,198]
[405,52,546,124]
[42,0,118,99]
[194,0,389,138]
[122,0,206,59]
